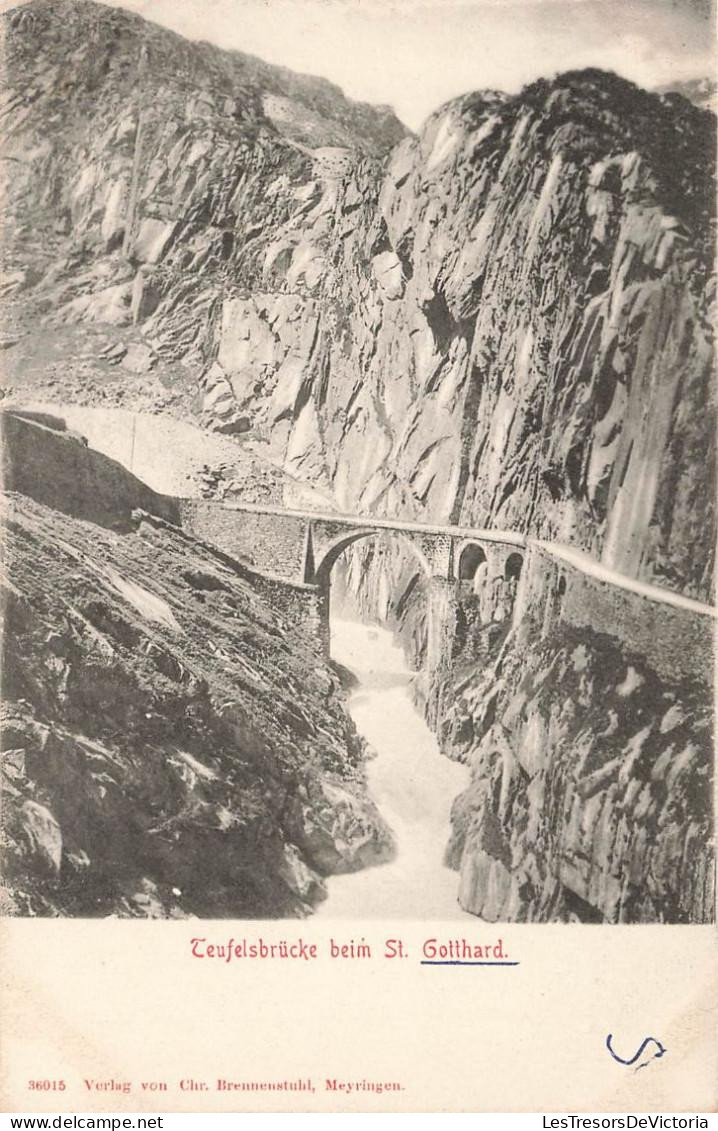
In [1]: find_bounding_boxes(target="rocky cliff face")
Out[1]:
[1,416,392,917]
[0,0,405,426]
[437,583,714,924]
[2,2,714,602]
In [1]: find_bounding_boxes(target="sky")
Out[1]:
[3,0,715,127]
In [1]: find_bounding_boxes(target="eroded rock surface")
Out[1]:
[1,488,392,917]
[440,616,713,924]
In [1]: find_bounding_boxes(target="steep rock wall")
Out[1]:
[438,579,714,924]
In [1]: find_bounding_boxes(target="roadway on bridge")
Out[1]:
[225,501,717,620]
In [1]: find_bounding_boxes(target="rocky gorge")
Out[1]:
[0,0,714,921]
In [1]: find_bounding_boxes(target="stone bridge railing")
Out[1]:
[176,498,716,694]
[177,498,526,584]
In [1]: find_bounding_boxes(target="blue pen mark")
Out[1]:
[420,960,520,966]
[606,1034,667,1071]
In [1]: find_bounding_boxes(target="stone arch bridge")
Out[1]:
[177,499,527,674]
[302,510,525,589]
[175,498,715,701]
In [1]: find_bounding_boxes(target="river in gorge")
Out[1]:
[316,617,474,920]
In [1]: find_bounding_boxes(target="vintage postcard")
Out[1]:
[0,0,715,1114]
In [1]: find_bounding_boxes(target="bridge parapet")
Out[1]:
[177,499,308,581]
[213,500,525,583]
[308,520,457,584]
[174,498,714,685]
[516,544,714,682]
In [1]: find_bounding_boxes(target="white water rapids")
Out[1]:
[317,617,473,919]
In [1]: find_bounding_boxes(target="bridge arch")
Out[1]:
[505,551,524,581]
[457,541,488,582]
[313,528,433,587]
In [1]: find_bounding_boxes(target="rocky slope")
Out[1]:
[0,415,392,917]
[1,2,714,604]
[0,0,405,429]
[439,611,713,924]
